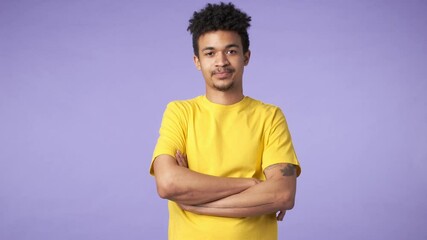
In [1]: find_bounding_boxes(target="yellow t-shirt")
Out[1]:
[150,95,300,240]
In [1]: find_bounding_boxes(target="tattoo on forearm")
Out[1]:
[280,164,296,176]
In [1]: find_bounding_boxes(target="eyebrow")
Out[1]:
[201,44,241,52]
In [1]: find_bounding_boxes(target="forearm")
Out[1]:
[181,164,297,218]
[163,166,258,205]
[153,154,258,205]
[180,202,277,218]
[181,179,293,217]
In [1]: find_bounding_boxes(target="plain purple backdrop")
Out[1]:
[1,0,426,239]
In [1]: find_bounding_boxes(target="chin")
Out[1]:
[214,83,234,92]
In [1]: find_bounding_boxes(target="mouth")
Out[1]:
[212,68,234,79]
[213,72,232,79]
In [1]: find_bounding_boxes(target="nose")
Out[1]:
[215,52,229,67]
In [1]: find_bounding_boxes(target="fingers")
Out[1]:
[178,203,187,210]
[178,150,188,168]
[175,150,184,167]
[276,210,286,221]
[175,150,188,168]
[177,202,194,212]
[254,178,262,184]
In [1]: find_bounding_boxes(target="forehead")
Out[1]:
[198,30,242,50]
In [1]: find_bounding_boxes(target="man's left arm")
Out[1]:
[179,163,297,220]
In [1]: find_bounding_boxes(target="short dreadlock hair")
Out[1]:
[187,2,251,57]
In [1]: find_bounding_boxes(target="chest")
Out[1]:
[185,110,266,178]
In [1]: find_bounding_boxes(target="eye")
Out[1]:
[226,49,238,55]
[204,51,214,57]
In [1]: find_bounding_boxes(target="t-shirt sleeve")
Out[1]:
[262,107,301,176]
[149,102,187,176]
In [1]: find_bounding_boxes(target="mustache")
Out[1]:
[212,67,235,75]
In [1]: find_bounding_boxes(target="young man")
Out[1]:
[150,3,301,239]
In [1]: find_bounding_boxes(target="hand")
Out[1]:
[252,178,262,185]
[276,210,286,221]
[175,150,188,168]
[178,202,194,212]
[178,203,209,216]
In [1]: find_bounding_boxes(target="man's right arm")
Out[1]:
[153,154,259,205]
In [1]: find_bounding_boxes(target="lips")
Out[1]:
[212,68,234,79]
[214,72,232,79]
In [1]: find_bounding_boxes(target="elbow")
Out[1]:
[277,191,296,210]
[156,173,179,199]
[157,185,172,199]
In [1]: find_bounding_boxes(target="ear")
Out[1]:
[244,50,251,66]
[193,55,201,70]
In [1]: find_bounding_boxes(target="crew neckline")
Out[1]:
[200,95,251,110]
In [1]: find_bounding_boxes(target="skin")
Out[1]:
[175,152,296,221]
[193,30,250,105]
[153,153,260,205]
[153,30,297,221]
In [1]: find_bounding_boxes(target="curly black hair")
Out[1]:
[187,2,251,57]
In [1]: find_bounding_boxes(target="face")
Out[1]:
[194,30,250,93]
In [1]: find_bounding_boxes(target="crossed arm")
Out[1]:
[153,152,260,205]
[152,151,297,220]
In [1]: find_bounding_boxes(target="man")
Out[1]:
[150,3,301,239]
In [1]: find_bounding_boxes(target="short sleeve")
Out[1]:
[149,102,187,175]
[262,108,301,176]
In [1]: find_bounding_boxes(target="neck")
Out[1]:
[205,89,244,105]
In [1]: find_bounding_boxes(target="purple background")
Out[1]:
[1,0,426,239]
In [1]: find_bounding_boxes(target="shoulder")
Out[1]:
[246,97,284,117]
[165,96,203,114]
